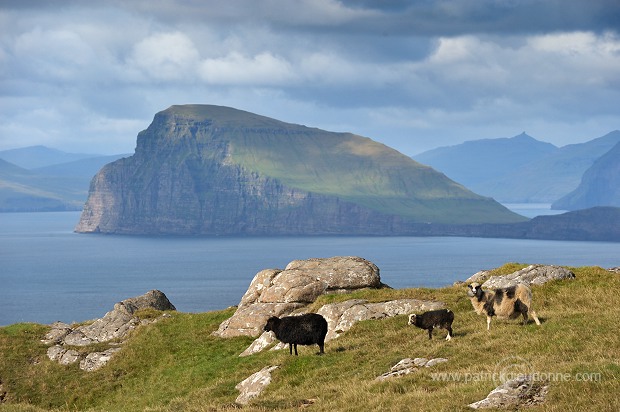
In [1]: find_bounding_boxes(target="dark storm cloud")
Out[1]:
[341,0,620,35]
[111,0,620,35]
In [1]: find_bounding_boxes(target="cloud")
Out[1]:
[199,51,295,85]
[1,0,619,156]
[128,32,201,81]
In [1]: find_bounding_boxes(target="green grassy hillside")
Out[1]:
[1,264,619,411]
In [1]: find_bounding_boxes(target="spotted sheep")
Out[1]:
[467,282,541,330]
[408,308,454,340]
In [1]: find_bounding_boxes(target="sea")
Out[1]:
[1,206,619,326]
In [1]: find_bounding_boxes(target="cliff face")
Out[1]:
[76,105,524,235]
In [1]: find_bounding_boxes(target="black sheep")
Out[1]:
[408,309,454,340]
[263,313,328,355]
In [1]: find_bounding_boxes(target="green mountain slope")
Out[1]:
[76,105,524,235]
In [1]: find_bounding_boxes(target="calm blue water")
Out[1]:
[1,211,618,326]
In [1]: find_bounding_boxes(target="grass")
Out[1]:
[1,264,619,411]
[223,128,524,224]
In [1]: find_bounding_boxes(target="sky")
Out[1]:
[1,0,619,157]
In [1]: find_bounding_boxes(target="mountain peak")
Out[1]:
[514,132,532,139]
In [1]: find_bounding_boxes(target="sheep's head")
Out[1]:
[263,316,280,332]
[408,314,417,325]
[467,283,481,298]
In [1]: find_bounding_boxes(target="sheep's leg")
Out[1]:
[515,299,531,325]
[531,310,541,325]
[317,342,325,355]
[428,328,433,339]
[289,343,293,355]
[293,344,298,356]
[486,316,492,331]
[445,326,453,341]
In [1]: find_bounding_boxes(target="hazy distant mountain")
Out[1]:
[552,141,620,210]
[76,104,525,236]
[0,149,129,212]
[414,130,620,203]
[33,154,129,177]
[0,145,98,169]
[414,133,557,188]
[0,158,75,211]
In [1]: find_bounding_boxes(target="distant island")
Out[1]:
[75,104,525,236]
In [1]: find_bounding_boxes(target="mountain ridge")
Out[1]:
[0,145,100,169]
[414,130,620,203]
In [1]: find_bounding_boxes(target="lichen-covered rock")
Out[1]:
[239,331,279,357]
[468,375,549,409]
[214,302,305,339]
[239,269,281,306]
[461,269,493,285]
[58,349,81,365]
[235,365,278,405]
[79,348,122,372]
[46,345,68,362]
[77,289,175,344]
[482,264,575,289]
[376,357,448,381]
[43,290,175,371]
[213,256,383,338]
[41,322,72,345]
[63,329,96,346]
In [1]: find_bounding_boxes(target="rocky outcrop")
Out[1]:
[468,375,549,409]
[462,264,575,288]
[235,365,278,405]
[42,290,175,371]
[376,357,448,381]
[213,256,383,339]
[483,264,575,289]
